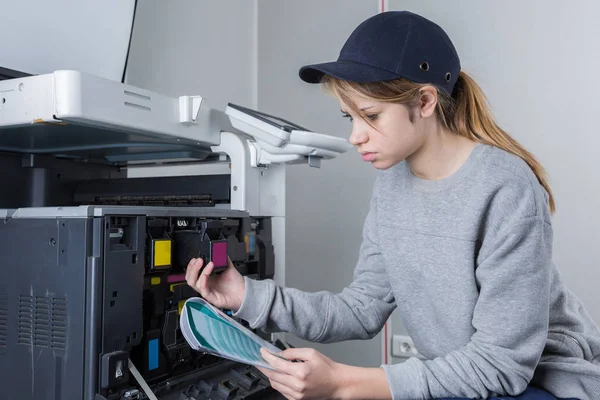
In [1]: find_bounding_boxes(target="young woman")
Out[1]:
[186,11,600,400]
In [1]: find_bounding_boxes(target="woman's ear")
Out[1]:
[418,85,438,118]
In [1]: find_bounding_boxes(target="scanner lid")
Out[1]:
[0,70,225,164]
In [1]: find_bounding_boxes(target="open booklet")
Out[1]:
[179,297,289,371]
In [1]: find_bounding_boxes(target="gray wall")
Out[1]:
[125,0,600,369]
[126,0,257,110]
[388,0,600,362]
[124,0,256,180]
[125,0,385,367]
[257,0,383,368]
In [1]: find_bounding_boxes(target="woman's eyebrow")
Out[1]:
[340,106,374,113]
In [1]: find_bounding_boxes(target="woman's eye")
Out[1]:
[341,112,377,122]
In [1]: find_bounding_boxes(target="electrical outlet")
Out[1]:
[391,335,425,359]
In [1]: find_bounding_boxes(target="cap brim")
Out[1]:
[299,60,400,84]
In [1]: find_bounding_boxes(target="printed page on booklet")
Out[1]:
[180,297,289,371]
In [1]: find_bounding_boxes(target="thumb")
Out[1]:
[279,347,317,362]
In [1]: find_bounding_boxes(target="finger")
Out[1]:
[262,369,304,393]
[261,348,301,375]
[279,347,317,362]
[201,261,215,277]
[185,258,204,287]
[269,380,301,400]
[184,258,195,281]
[196,261,215,292]
[257,365,304,397]
[258,367,289,383]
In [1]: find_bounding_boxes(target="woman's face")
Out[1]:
[340,91,430,170]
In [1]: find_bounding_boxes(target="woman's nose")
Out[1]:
[349,124,368,146]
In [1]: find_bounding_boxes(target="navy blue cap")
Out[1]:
[299,11,461,93]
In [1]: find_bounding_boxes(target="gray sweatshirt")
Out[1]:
[233,143,600,400]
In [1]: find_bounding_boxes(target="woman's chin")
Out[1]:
[370,158,394,170]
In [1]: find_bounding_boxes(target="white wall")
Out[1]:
[388,0,600,361]
[0,0,135,82]
[125,0,257,111]
[257,0,384,368]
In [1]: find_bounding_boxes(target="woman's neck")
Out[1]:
[407,127,477,181]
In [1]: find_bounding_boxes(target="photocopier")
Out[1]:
[0,3,352,399]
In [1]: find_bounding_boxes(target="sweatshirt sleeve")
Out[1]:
[233,189,396,343]
[382,216,553,399]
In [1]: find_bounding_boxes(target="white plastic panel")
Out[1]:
[289,130,353,153]
[0,74,55,126]
[0,71,222,161]
[52,70,221,145]
[255,139,340,159]
[0,0,135,82]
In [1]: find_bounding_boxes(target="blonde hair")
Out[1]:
[322,71,556,214]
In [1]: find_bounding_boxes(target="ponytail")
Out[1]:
[322,72,556,214]
[446,71,555,214]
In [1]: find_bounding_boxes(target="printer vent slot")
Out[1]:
[17,295,32,346]
[0,293,7,355]
[124,90,151,101]
[124,102,151,112]
[124,90,152,112]
[18,295,67,350]
[49,297,68,350]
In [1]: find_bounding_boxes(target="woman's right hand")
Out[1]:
[185,257,246,312]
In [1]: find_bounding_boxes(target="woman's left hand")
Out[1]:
[257,347,346,400]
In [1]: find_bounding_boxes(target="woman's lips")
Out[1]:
[361,152,376,162]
